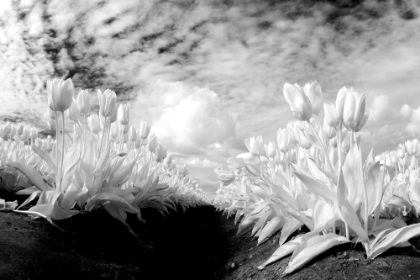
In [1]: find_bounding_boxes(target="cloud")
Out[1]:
[406,105,420,136]
[175,157,221,169]
[130,80,239,157]
[369,94,391,123]
[1,0,420,198]
[400,104,412,119]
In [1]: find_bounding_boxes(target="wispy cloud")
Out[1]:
[1,0,420,196]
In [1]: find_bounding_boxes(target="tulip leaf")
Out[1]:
[271,197,314,230]
[369,223,420,259]
[293,165,337,204]
[252,210,270,236]
[283,233,350,275]
[258,216,285,245]
[279,217,303,246]
[337,168,369,242]
[6,162,52,191]
[32,143,56,173]
[16,203,79,220]
[343,144,364,212]
[365,161,383,216]
[257,235,303,270]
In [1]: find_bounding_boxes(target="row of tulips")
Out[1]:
[0,78,209,235]
[213,81,420,275]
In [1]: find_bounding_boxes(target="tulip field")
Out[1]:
[0,78,210,236]
[214,82,420,276]
[1,78,420,279]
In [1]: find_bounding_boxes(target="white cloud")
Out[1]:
[400,104,412,119]
[406,105,420,136]
[175,157,221,169]
[369,94,391,123]
[130,80,238,156]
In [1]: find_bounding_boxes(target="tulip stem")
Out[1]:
[308,121,334,172]
[55,111,60,190]
[60,111,66,192]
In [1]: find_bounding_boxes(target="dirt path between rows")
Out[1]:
[1,206,420,280]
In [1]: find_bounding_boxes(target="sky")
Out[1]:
[1,0,420,199]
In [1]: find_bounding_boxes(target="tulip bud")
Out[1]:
[129,126,137,142]
[77,90,90,114]
[390,151,398,166]
[323,123,336,140]
[17,124,24,136]
[10,125,16,139]
[154,144,167,162]
[295,126,312,150]
[384,154,393,168]
[398,143,406,158]
[283,83,312,121]
[138,121,151,139]
[117,104,129,125]
[107,105,118,123]
[30,127,38,139]
[303,81,323,115]
[265,142,276,158]
[246,135,263,156]
[98,89,117,118]
[87,114,101,134]
[47,78,74,112]
[110,122,118,141]
[135,138,142,149]
[2,122,11,139]
[67,97,80,121]
[21,126,30,141]
[405,140,414,157]
[324,103,338,127]
[335,87,348,121]
[277,128,289,153]
[148,134,158,152]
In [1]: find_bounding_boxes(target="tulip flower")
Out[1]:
[67,98,80,122]
[245,135,263,156]
[397,143,406,158]
[98,89,117,118]
[139,121,151,139]
[283,83,312,121]
[337,87,368,131]
[128,126,137,142]
[294,126,312,150]
[47,78,74,112]
[87,114,101,134]
[148,134,158,152]
[277,128,289,153]
[154,144,167,162]
[266,142,276,158]
[117,104,129,125]
[323,123,336,139]
[77,90,90,115]
[107,105,118,123]
[17,124,23,136]
[30,127,38,140]
[324,103,338,128]
[303,81,323,115]
[2,122,11,139]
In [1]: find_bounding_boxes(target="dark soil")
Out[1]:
[1,203,420,280]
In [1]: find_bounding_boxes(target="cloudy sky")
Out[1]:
[1,0,420,198]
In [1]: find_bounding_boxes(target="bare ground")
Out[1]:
[1,203,420,280]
